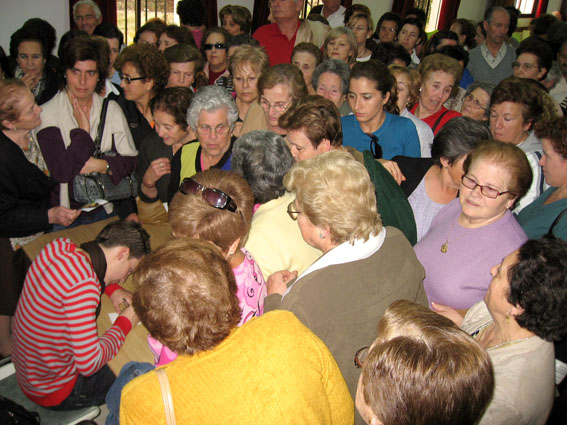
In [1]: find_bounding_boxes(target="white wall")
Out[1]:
[0,0,70,56]
[357,0,394,25]
[457,0,489,22]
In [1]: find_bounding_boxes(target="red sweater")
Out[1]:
[410,105,461,136]
[12,238,132,406]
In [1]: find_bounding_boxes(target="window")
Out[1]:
[515,0,537,15]
[117,0,179,45]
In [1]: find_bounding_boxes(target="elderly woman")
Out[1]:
[356,300,494,425]
[389,65,434,157]
[323,27,357,66]
[435,236,567,425]
[459,81,494,122]
[219,4,252,36]
[232,131,321,277]
[136,87,194,204]
[312,59,351,115]
[158,25,195,52]
[114,43,170,148]
[0,80,80,356]
[119,238,353,424]
[410,53,462,135]
[292,42,323,95]
[518,117,567,240]
[168,86,237,200]
[9,23,61,105]
[415,140,531,310]
[37,37,137,225]
[342,60,420,159]
[164,43,204,90]
[229,45,269,137]
[202,27,230,87]
[239,64,307,136]
[394,117,491,242]
[513,37,553,82]
[490,77,545,212]
[266,151,425,399]
[133,20,166,48]
[347,13,374,62]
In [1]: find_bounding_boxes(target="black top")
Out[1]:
[392,156,437,198]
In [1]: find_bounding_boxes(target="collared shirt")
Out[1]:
[253,21,300,66]
[323,5,346,28]
[481,41,508,69]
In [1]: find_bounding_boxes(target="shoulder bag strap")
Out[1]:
[155,368,176,425]
[431,110,450,134]
[93,97,110,156]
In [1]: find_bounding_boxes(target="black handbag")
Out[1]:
[0,395,40,425]
[72,98,138,204]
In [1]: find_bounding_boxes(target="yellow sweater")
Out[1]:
[120,311,354,425]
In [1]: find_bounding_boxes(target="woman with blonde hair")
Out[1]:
[347,13,374,62]
[323,27,358,66]
[265,150,426,400]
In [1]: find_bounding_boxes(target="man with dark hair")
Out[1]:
[253,0,329,66]
[93,23,124,85]
[467,6,516,85]
[12,220,151,410]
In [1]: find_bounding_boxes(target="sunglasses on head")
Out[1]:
[179,178,238,212]
[204,42,227,50]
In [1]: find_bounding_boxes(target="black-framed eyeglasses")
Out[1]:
[287,201,301,221]
[461,175,511,199]
[204,42,227,50]
[368,134,382,159]
[354,346,369,368]
[119,73,146,84]
[179,178,238,212]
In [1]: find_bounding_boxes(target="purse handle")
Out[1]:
[155,368,177,425]
[93,97,110,156]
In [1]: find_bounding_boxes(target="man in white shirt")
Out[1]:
[309,0,345,28]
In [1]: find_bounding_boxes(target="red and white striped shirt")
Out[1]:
[12,238,132,407]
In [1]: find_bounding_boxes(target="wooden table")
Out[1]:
[23,215,173,375]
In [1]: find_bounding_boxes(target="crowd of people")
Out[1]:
[2,0,567,424]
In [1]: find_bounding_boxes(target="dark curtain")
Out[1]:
[342,0,353,8]
[206,0,218,27]
[252,0,270,32]
[69,0,117,28]
[392,0,415,18]
[437,0,461,29]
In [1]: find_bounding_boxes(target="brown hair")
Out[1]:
[114,43,170,96]
[0,79,29,130]
[162,25,195,46]
[323,27,358,65]
[229,45,269,75]
[133,238,241,354]
[418,53,463,98]
[150,86,194,127]
[164,43,204,73]
[258,63,308,106]
[291,42,323,67]
[278,95,342,148]
[388,64,422,109]
[219,5,252,34]
[463,139,533,200]
[490,77,544,129]
[61,37,109,93]
[169,169,254,252]
[361,300,494,425]
[350,60,399,114]
[535,116,567,159]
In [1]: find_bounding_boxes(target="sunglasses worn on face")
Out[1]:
[179,178,238,212]
[204,43,227,50]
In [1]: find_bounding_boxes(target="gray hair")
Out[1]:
[465,81,495,118]
[186,85,238,130]
[312,59,350,95]
[484,6,509,24]
[232,130,294,204]
[73,0,102,20]
[430,116,491,165]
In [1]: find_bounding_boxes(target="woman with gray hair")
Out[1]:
[393,116,491,241]
[232,130,322,278]
[459,81,494,122]
[312,59,351,115]
[168,85,238,200]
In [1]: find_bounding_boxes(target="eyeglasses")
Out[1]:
[464,94,487,111]
[197,123,230,136]
[204,42,227,50]
[179,178,238,212]
[512,61,538,71]
[119,73,146,84]
[368,134,382,159]
[287,201,301,220]
[380,26,397,33]
[259,98,293,113]
[354,346,369,368]
[461,175,511,199]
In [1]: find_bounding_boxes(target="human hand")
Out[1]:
[144,158,171,186]
[47,206,81,226]
[119,305,140,327]
[21,72,40,90]
[110,288,133,314]
[124,213,141,224]
[378,159,406,185]
[267,270,298,295]
[80,157,107,174]
[431,301,464,327]
[70,94,90,133]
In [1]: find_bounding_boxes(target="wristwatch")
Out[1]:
[106,163,111,174]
